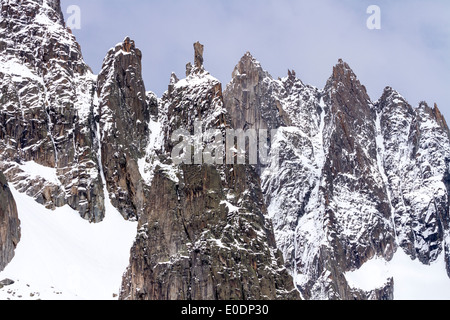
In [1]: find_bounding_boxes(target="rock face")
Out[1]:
[224,55,450,299]
[193,41,204,69]
[308,60,395,299]
[97,37,150,220]
[0,0,105,222]
[376,88,450,276]
[223,52,287,133]
[119,43,299,300]
[1,0,449,301]
[0,171,20,272]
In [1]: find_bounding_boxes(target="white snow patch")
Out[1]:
[139,119,165,186]
[174,72,218,89]
[137,157,147,183]
[0,186,138,300]
[220,200,240,213]
[345,248,450,300]
[0,58,43,85]
[18,161,60,185]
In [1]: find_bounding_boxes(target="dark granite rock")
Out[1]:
[96,37,150,220]
[119,43,299,301]
[0,172,20,272]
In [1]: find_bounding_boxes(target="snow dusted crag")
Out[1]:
[376,88,450,277]
[311,61,396,299]
[224,54,326,277]
[97,37,150,220]
[0,0,298,299]
[119,43,299,300]
[0,0,138,300]
[0,0,104,221]
[224,55,450,299]
[1,0,449,301]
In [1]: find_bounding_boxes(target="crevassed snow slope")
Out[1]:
[0,186,137,300]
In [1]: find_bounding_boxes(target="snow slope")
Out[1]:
[0,186,137,300]
[18,161,60,186]
[345,248,450,300]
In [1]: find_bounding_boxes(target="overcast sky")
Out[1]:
[60,0,450,119]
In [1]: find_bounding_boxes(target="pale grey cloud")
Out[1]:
[61,0,450,119]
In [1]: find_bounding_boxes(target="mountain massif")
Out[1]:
[0,0,449,300]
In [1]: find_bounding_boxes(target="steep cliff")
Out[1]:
[120,43,299,300]
[0,171,20,272]
[96,37,150,220]
[224,54,449,300]
[376,88,450,276]
[0,0,104,222]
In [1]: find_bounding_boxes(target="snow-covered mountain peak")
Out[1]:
[376,86,412,113]
[1,0,64,26]
[380,86,407,102]
[416,102,450,133]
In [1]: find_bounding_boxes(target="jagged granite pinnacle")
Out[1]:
[194,41,204,69]
[119,43,300,301]
[97,37,149,220]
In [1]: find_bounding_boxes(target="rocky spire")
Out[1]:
[119,43,299,301]
[287,69,296,81]
[185,41,205,76]
[432,103,450,134]
[168,72,179,94]
[193,41,204,68]
[97,37,150,220]
[185,62,192,77]
[122,36,134,53]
